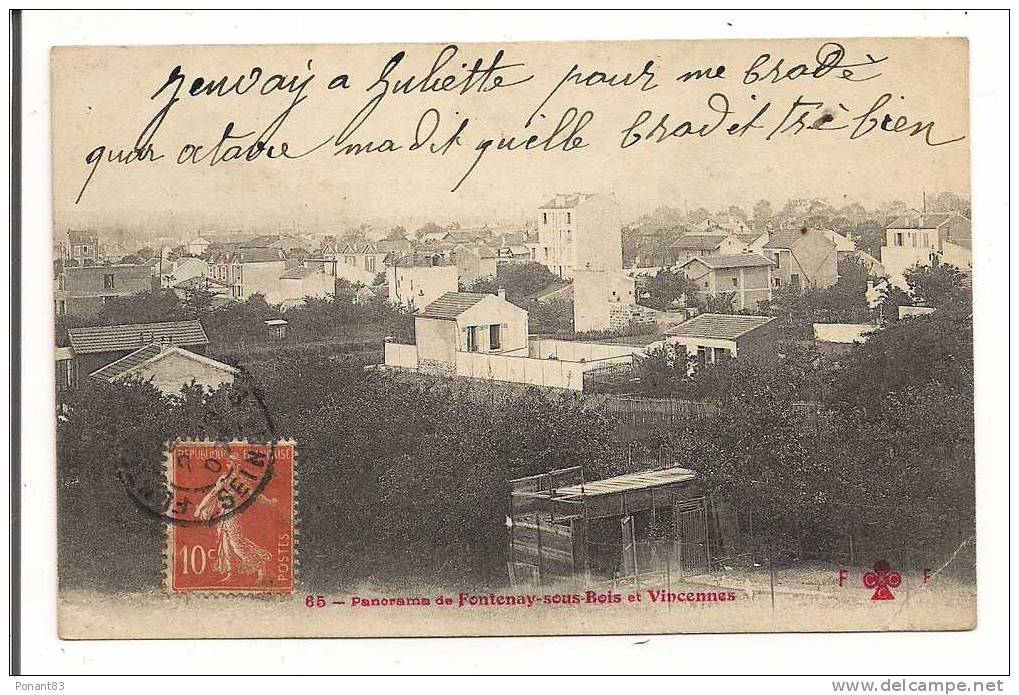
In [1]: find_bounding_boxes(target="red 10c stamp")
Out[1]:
[165,441,296,594]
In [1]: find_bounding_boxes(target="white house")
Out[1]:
[386,256,459,310]
[89,343,239,395]
[881,212,972,289]
[661,313,777,370]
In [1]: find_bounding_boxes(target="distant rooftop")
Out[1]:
[681,253,774,269]
[539,193,597,210]
[90,343,239,383]
[763,228,834,250]
[666,313,775,341]
[67,320,209,355]
[670,234,733,250]
[886,212,965,229]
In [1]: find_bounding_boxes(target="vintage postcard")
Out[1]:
[52,37,974,639]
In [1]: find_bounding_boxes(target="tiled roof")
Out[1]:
[682,253,775,269]
[231,248,285,263]
[417,292,488,319]
[539,193,596,209]
[665,313,775,341]
[67,320,209,355]
[89,343,164,380]
[68,230,97,243]
[763,228,828,250]
[90,343,239,382]
[886,213,956,229]
[670,234,730,250]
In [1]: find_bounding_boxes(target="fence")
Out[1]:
[605,396,825,428]
[383,342,418,370]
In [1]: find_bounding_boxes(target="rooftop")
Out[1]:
[669,234,732,250]
[67,320,209,355]
[556,467,697,498]
[539,193,597,210]
[280,266,317,280]
[417,292,489,320]
[764,228,835,250]
[813,323,879,344]
[665,313,775,341]
[90,343,239,383]
[681,253,775,269]
[886,213,961,229]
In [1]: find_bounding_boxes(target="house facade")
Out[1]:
[678,253,774,310]
[413,291,530,375]
[55,264,154,318]
[881,212,972,289]
[535,193,621,279]
[454,244,499,286]
[278,266,336,307]
[762,228,839,291]
[67,230,101,266]
[661,313,777,370]
[206,248,288,301]
[386,256,459,310]
[90,343,239,395]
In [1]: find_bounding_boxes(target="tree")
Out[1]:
[386,225,408,241]
[638,268,699,310]
[904,260,970,310]
[752,199,774,230]
[97,289,188,325]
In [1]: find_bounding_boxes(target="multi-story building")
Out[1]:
[54,264,154,318]
[762,228,839,291]
[535,193,622,279]
[206,247,288,302]
[66,230,101,266]
[881,212,971,289]
[678,253,775,310]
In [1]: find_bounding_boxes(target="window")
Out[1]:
[773,277,782,287]
[922,233,929,247]
[366,256,376,271]
[103,273,115,289]
[773,252,781,268]
[566,212,571,224]
[731,277,739,288]
[543,247,549,259]
[542,213,548,225]
[704,281,709,289]
[57,275,65,290]
[791,273,800,289]
[467,326,479,352]
[489,324,501,350]
[57,300,66,315]
[895,232,903,246]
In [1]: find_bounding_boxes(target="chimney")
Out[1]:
[497,288,506,300]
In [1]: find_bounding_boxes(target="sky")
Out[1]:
[51,37,970,238]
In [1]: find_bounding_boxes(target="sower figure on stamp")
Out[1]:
[194,460,275,584]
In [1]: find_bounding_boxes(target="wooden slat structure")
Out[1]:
[508,466,708,586]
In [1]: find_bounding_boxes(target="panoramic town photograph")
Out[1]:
[45,36,976,640]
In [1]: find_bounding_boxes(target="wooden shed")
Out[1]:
[508,466,718,587]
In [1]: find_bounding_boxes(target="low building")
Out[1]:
[662,313,777,369]
[89,343,239,395]
[55,264,154,318]
[813,323,879,355]
[678,253,774,310]
[62,320,210,387]
[881,212,972,289]
[384,291,642,391]
[413,291,529,374]
[386,255,459,310]
[763,228,839,291]
[507,466,715,584]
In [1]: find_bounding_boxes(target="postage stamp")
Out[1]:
[164,441,296,594]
